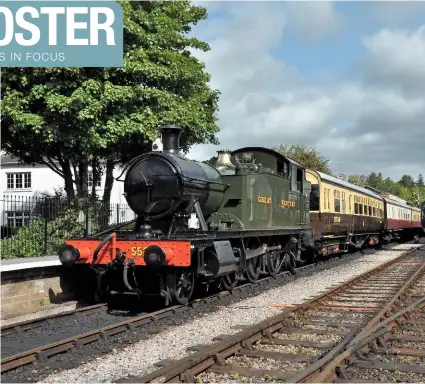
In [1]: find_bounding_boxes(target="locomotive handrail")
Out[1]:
[181,175,231,190]
[86,218,137,239]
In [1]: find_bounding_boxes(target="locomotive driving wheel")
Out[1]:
[167,267,195,305]
[221,272,239,291]
[282,245,297,275]
[244,257,261,283]
[266,250,282,277]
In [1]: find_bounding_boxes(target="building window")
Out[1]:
[6,211,30,227]
[88,171,101,188]
[6,173,31,190]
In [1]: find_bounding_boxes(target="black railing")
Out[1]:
[1,195,136,259]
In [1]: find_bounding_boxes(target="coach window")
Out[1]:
[342,192,346,214]
[364,202,367,215]
[354,196,359,214]
[327,189,330,211]
[359,199,363,215]
[334,190,341,213]
[373,204,376,217]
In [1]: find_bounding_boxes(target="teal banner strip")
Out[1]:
[0,1,123,67]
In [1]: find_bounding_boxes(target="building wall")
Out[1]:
[0,161,136,227]
[1,163,64,198]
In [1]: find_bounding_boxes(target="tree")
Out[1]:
[274,144,331,174]
[348,174,367,187]
[366,172,383,188]
[203,156,217,167]
[398,174,415,189]
[417,174,424,187]
[1,0,220,204]
[346,171,425,207]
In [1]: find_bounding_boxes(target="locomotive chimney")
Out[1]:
[158,125,184,155]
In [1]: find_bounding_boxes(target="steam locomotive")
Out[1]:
[58,125,424,306]
[58,125,314,305]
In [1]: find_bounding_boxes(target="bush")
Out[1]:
[0,200,108,259]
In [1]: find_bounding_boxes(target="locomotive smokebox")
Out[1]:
[159,125,183,155]
[123,124,227,221]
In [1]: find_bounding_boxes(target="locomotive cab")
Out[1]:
[208,147,311,231]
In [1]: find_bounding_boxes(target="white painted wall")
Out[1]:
[0,160,136,227]
[1,162,64,198]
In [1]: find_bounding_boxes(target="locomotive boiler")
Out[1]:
[123,125,227,235]
[58,125,312,306]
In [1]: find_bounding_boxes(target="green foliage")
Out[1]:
[398,174,415,188]
[417,174,424,188]
[273,143,332,174]
[0,198,108,259]
[1,0,220,200]
[348,172,425,206]
[348,174,368,187]
[203,156,217,166]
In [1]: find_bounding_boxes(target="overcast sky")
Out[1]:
[186,1,425,181]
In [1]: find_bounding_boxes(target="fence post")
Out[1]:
[43,197,49,256]
[84,200,89,237]
[116,204,120,225]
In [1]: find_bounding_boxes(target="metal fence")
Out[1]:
[1,195,136,259]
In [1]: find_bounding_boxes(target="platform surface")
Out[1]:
[0,255,60,272]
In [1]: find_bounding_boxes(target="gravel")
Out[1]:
[1,309,136,358]
[36,243,423,383]
[346,367,425,383]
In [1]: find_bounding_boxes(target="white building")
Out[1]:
[0,153,136,228]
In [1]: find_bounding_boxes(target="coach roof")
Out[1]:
[316,171,383,200]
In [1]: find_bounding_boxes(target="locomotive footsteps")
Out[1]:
[57,125,425,309]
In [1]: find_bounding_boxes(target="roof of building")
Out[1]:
[0,153,59,166]
[0,154,21,165]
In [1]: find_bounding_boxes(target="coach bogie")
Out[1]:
[57,124,424,309]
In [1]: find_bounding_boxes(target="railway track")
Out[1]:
[314,270,425,383]
[116,245,425,383]
[0,243,404,377]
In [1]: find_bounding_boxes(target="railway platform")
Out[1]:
[1,255,95,320]
[0,255,60,273]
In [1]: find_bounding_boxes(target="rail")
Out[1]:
[116,245,425,383]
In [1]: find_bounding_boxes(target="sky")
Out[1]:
[186,1,425,181]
